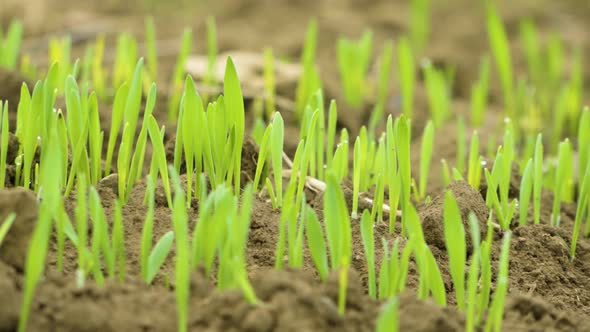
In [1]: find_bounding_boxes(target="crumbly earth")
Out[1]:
[2,0,590,330]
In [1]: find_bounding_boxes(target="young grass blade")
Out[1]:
[18,128,61,332]
[485,1,514,115]
[146,231,174,284]
[169,166,190,332]
[112,200,126,282]
[551,140,571,226]
[306,206,329,281]
[360,210,376,298]
[485,231,512,332]
[467,131,481,190]
[470,56,490,127]
[443,191,466,310]
[352,137,361,218]
[396,116,411,232]
[0,102,9,187]
[570,161,590,260]
[533,134,543,224]
[263,47,275,118]
[324,172,352,270]
[419,121,434,200]
[224,57,245,193]
[0,213,16,246]
[140,175,156,282]
[168,29,192,122]
[466,214,481,331]
[518,159,533,226]
[376,298,399,332]
[145,17,158,82]
[1,20,23,69]
[271,113,284,207]
[147,115,172,207]
[397,38,415,119]
[105,83,129,176]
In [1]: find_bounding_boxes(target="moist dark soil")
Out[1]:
[2,0,590,330]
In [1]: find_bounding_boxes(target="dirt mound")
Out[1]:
[419,180,489,253]
[0,260,20,331]
[505,224,590,317]
[503,294,590,332]
[192,269,378,332]
[397,292,464,331]
[0,69,30,124]
[0,188,39,271]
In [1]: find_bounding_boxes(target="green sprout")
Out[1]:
[470,56,490,127]
[337,30,372,108]
[306,206,329,281]
[485,231,512,332]
[0,20,23,69]
[518,159,533,226]
[551,139,572,226]
[533,133,543,224]
[18,128,62,332]
[466,214,481,332]
[571,161,590,261]
[0,213,16,246]
[169,167,190,332]
[418,120,434,200]
[203,16,218,104]
[443,191,466,310]
[397,38,415,119]
[423,61,450,127]
[360,210,376,298]
[368,40,393,137]
[352,136,362,218]
[467,131,482,190]
[295,19,321,118]
[376,298,399,332]
[168,29,193,122]
[324,172,352,315]
[271,113,284,207]
[410,0,430,53]
[145,17,158,83]
[485,1,514,116]
[0,101,9,188]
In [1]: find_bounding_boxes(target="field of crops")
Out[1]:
[1,0,590,331]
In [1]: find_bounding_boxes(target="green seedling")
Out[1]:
[551,139,571,226]
[295,19,321,118]
[0,213,16,246]
[533,134,543,224]
[486,2,514,116]
[410,0,430,53]
[168,29,193,122]
[376,298,399,332]
[443,191,466,310]
[360,210,376,298]
[337,30,372,108]
[519,159,533,226]
[418,121,434,200]
[571,161,590,260]
[470,56,490,127]
[466,214,481,331]
[423,61,450,127]
[0,101,9,188]
[485,231,512,332]
[368,40,393,137]
[271,113,284,207]
[397,38,415,119]
[145,17,158,83]
[0,20,23,69]
[467,131,482,190]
